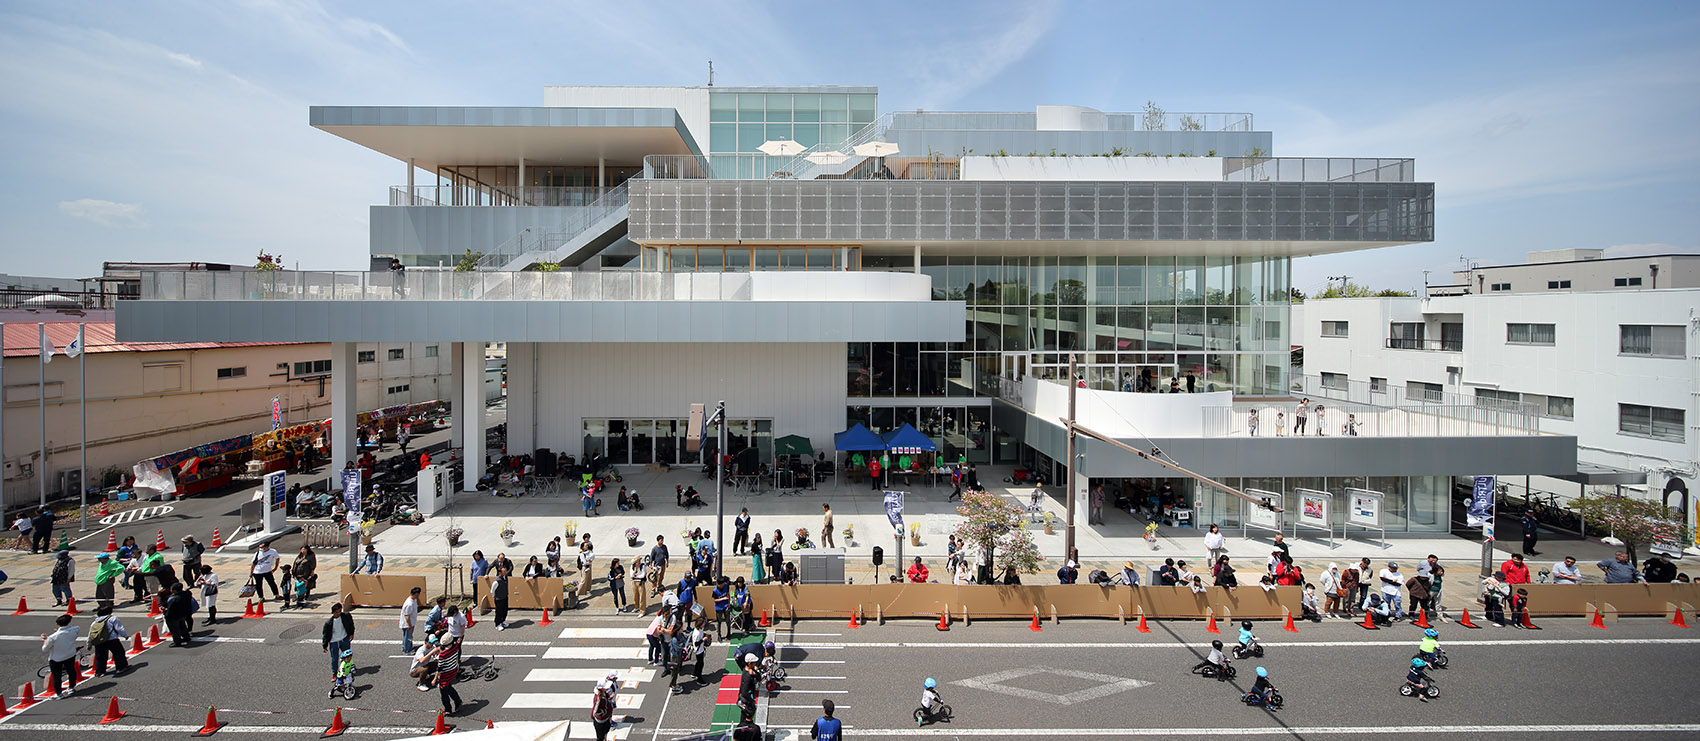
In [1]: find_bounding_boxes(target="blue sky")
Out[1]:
[3,0,1696,293]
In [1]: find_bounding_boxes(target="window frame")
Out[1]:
[1506,322,1556,346]
[215,366,246,379]
[357,350,376,363]
[1619,324,1685,358]
[1618,403,1685,442]
[1320,320,1349,338]
[1407,380,1444,403]
[388,348,405,361]
[1545,395,1574,420]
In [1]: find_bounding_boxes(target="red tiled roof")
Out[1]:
[1,321,301,358]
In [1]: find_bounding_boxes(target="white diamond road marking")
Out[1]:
[950,666,1151,706]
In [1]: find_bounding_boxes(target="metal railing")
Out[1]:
[776,112,897,181]
[389,185,617,208]
[1222,157,1414,183]
[1385,337,1463,352]
[1,288,133,310]
[1203,401,1540,438]
[888,111,1254,132]
[475,183,630,269]
[1288,373,1540,416]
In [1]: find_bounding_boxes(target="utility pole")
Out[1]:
[1064,353,1078,560]
[713,400,727,580]
[707,60,714,87]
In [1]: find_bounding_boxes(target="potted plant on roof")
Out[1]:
[909,522,922,547]
[626,527,641,547]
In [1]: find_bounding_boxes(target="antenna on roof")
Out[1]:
[707,60,714,87]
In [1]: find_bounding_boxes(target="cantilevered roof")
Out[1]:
[309,106,702,169]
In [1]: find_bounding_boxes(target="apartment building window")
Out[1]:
[388,348,405,361]
[1614,277,1643,287]
[1388,322,1425,350]
[387,384,411,395]
[1619,403,1684,442]
[1407,381,1444,402]
[215,366,246,379]
[292,360,331,376]
[1490,283,1511,292]
[1475,388,1522,410]
[357,350,376,363]
[1321,372,1348,390]
[1546,280,1572,290]
[1506,323,1556,345]
[1620,325,1685,358]
[1370,377,1386,394]
[1321,321,1349,338]
[424,345,439,358]
[1546,395,1574,420]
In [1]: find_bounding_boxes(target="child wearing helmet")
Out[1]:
[1406,657,1433,701]
[329,647,355,697]
[1416,628,1441,664]
[1191,639,1231,680]
[919,677,945,724]
[1248,666,1275,704]
[1236,619,1260,656]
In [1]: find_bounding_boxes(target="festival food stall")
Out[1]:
[879,423,941,487]
[148,434,252,498]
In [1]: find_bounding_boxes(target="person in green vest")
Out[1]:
[139,545,166,601]
[93,552,126,606]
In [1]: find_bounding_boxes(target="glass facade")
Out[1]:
[844,404,994,465]
[1122,474,1450,533]
[582,417,771,467]
[706,90,878,178]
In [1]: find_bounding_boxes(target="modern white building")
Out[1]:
[115,83,1578,536]
[1297,254,1698,529]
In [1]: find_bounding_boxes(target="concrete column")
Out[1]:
[518,157,526,206]
[506,342,535,456]
[461,342,485,492]
[913,244,921,274]
[449,344,465,450]
[598,157,606,188]
[329,343,358,473]
[406,157,415,205]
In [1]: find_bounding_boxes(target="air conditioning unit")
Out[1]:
[3,459,33,481]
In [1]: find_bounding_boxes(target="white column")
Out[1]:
[913,244,921,274]
[598,157,606,188]
[406,157,415,205]
[329,343,358,472]
[517,157,526,206]
[461,342,485,492]
[506,342,535,456]
[449,344,465,450]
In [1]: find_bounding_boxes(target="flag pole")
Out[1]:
[0,321,7,527]
[38,323,47,510]
[78,323,87,532]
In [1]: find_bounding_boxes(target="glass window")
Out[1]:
[1546,395,1574,419]
[753,248,779,270]
[872,343,895,396]
[698,247,723,272]
[1057,257,1086,305]
[1619,325,1684,357]
[726,246,751,272]
[1000,257,1029,304]
[630,420,654,465]
[1369,476,1411,532]
[357,350,375,363]
[821,94,849,122]
[1030,256,1056,305]
[849,94,876,123]
[1408,476,1445,532]
[1321,321,1349,338]
[737,94,763,122]
[1116,308,1145,352]
[710,92,737,122]
[765,94,792,122]
[807,247,835,270]
[1507,323,1555,345]
[710,123,736,152]
[1088,257,1116,306]
[1234,256,1266,305]
[1117,257,1146,305]
[920,353,946,396]
[948,255,974,302]
[1147,257,1176,304]
[765,123,792,143]
[820,124,850,146]
[1176,257,1205,305]
[1057,308,1083,351]
[1206,257,1233,305]
[793,123,820,148]
[1146,308,1177,351]
[675,419,699,465]
[792,93,820,122]
[870,407,895,434]
[975,257,1002,305]
[737,124,765,152]
[1176,306,1205,349]
[1002,307,1030,352]
[582,419,606,461]
[1620,403,1685,442]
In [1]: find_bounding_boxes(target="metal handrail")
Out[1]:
[389,185,615,208]
[475,183,629,269]
[775,112,896,180]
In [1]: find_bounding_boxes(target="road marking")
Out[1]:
[784,675,847,680]
[952,666,1150,706]
[543,646,648,660]
[98,505,174,526]
[782,660,845,664]
[0,724,435,735]
[785,638,1700,649]
[523,668,657,683]
[770,704,852,709]
[502,692,643,710]
[666,724,1700,737]
[557,626,650,640]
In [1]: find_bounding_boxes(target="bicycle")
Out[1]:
[460,653,500,682]
[38,647,92,679]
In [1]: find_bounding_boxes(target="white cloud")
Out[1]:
[902,1,1059,108]
[58,198,147,228]
[164,50,201,68]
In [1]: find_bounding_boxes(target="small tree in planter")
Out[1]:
[952,488,1044,578]
[626,527,641,547]
[1571,493,1691,567]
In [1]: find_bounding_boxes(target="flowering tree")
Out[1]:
[952,488,1044,577]
[254,250,283,271]
[1571,494,1691,567]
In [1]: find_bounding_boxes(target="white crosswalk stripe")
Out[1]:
[543,646,648,660]
[489,623,660,739]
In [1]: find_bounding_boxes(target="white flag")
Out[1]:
[39,329,54,364]
[65,325,84,358]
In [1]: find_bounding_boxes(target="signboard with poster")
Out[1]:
[1344,487,1386,546]
[1241,488,1283,538]
[1293,488,1333,544]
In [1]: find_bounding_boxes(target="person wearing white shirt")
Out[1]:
[1319,564,1343,617]
[399,587,421,654]
[446,605,467,640]
[954,560,973,585]
[1551,556,1582,585]
[1203,525,1227,569]
[1175,561,1196,587]
[251,545,282,600]
[41,614,82,697]
[1377,562,1405,620]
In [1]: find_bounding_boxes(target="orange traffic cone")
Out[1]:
[12,597,28,615]
[147,623,163,646]
[130,633,146,656]
[1028,611,1043,632]
[759,610,771,628]
[251,600,267,618]
[1588,608,1608,630]
[105,532,118,552]
[1412,609,1432,629]
[1359,608,1379,630]
[847,611,860,629]
[64,597,80,616]
[1205,609,1221,634]
[99,696,127,724]
[210,528,223,548]
[155,530,168,551]
[196,705,228,736]
[242,599,257,618]
[1282,608,1298,633]
[1671,608,1691,629]
[464,610,476,628]
[322,707,349,737]
[1135,606,1151,633]
[71,657,87,683]
[1457,609,1481,628]
[15,682,40,709]
[935,611,949,631]
[431,709,455,735]
[1519,611,1540,630]
[0,691,10,719]
[148,596,163,618]
[539,608,553,627]
[486,719,495,729]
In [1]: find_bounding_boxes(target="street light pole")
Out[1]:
[1064,353,1078,560]
[714,400,727,581]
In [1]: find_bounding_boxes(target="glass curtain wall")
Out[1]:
[708,91,879,178]
[581,418,771,466]
[1199,476,1449,533]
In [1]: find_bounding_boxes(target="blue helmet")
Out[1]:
[1412,657,1427,668]
[1424,628,1438,638]
[924,678,937,689]
[1255,667,1267,678]
[341,648,354,658]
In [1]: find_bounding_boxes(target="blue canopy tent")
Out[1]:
[833,423,886,488]
[880,423,940,487]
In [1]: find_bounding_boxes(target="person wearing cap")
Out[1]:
[93,551,124,606]
[811,698,842,741]
[1320,563,1343,618]
[591,671,620,740]
[1378,561,1405,621]
[180,535,205,582]
[1056,560,1079,584]
[410,633,438,690]
[907,557,930,583]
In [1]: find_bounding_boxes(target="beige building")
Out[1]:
[2,309,455,510]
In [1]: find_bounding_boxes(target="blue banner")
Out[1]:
[341,469,363,517]
[884,490,904,530]
[1467,475,1495,527]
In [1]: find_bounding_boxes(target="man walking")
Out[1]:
[181,535,205,583]
[811,699,843,741]
[821,504,835,549]
[88,604,130,676]
[733,508,751,556]
[41,614,81,697]
[1520,511,1540,556]
[164,583,197,646]
[322,602,356,674]
[1089,484,1106,526]
[251,543,282,600]
[649,536,670,596]
[30,508,56,554]
[399,586,421,653]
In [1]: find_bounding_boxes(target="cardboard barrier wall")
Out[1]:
[700,584,1301,621]
[1516,583,1700,617]
[340,574,428,609]
[477,576,565,612]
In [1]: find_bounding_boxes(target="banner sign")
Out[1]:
[266,471,286,511]
[1245,501,1281,530]
[883,490,905,530]
[1467,475,1495,527]
[341,469,363,518]
[1348,490,1383,528]
[150,434,252,472]
[1297,490,1330,529]
[271,396,282,430]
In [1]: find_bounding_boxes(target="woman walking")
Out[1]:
[749,533,766,584]
[197,565,220,625]
[609,558,628,613]
[1204,524,1227,567]
[293,546,318,604]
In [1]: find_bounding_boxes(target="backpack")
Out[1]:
[89,616,111,646]
[591,689,615,722]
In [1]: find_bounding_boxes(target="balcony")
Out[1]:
[389,185,616,208]
[1386,337,1463,352]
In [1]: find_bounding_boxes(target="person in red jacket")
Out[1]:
[1500,553,1532,585]
[906,557,930,583]
[868,457,882,490]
